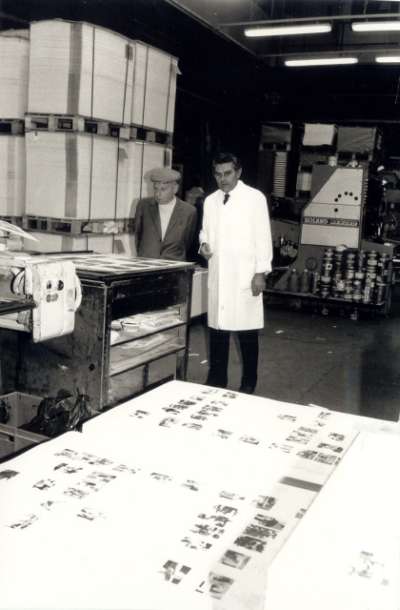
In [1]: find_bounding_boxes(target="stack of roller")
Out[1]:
[23,19,178,254]
[0,30,30,224]
[257,123,292,197]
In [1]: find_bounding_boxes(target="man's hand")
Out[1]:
[251,272,266,296]
[199,242,213,260]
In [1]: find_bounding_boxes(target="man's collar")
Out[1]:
[157,196,177,207]
[219,180,242,197]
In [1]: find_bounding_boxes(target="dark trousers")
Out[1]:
[206,327,259,390]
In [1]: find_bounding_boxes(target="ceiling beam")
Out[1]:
[162,0,257,55]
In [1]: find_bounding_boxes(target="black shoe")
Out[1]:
[239,384,255,395]
[205,376,227,389]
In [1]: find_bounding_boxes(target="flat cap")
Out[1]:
[149,167,181,182]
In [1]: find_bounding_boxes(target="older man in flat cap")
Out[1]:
[134,167,197,261]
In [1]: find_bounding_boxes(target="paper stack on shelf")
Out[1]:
[0,136,26,216]
[110,330,183,375]
[0,31,30,119]
[25,131,119,219]
[28,20,134,124]
[110,306,183,344]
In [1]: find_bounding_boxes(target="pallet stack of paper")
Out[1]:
[25,131,120,219]
[0,136,26,217]
[28,20,178,131]
[116,141,171,218]
[28,20,133,124]
[0,30,30,119]
[0,30,30,218]
[23,19,177,254]
[131,41,178,132]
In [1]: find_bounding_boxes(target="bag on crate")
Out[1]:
[22,389,93,437]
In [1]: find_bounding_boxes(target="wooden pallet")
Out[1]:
[24,114,173,145]
[0,215,23,227]
[129,125,173,146]
[25,114,131,139]
[23,215,134,235]
[0,119,24,136]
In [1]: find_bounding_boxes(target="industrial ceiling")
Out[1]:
[166,1,400,66]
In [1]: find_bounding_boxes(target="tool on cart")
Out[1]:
[0,219,82,341]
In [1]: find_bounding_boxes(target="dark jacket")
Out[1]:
[134,197,197,261]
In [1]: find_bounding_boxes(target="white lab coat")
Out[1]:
[200,180,273,330]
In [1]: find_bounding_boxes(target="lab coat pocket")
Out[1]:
[238,258,255,291]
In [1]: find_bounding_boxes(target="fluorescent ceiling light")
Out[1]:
[244,23,331,37]
[285,57,358,67]
[352,21,400,32]
[375,56,400,63]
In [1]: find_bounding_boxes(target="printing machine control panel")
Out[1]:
[26,260,81,341]
[0,254,82,342]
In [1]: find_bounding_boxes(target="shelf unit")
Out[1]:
[0,254,194,410]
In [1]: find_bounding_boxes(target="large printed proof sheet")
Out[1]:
[0,380,396,610]
[266,430,400,610]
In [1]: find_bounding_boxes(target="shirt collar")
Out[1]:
[219,180,242,199]
[158,197,177,208]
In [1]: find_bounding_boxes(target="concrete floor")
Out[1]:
[187,294,400,422]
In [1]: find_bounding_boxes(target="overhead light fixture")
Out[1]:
[244,23,331,38]
[375,56,400,63]
[352,21,400,32]
[285,57,358,67]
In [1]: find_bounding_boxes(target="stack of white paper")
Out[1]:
[131,42,178,132]
[28,20,134,124]
[28,20,178,132]
[0,31,29,119]
[0,135,26,216]
[116,140,170,218]
[303,123,336,146]
[25,131,119,219]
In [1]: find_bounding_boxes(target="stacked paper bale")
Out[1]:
[24,19,177,254]
[0,30,30,222]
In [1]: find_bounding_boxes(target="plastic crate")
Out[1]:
[0,392,47,461]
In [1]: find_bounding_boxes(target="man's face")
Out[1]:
[153,181,178,204]
[213,162,242,193]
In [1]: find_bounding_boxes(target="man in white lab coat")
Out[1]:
[199,152,273,393]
